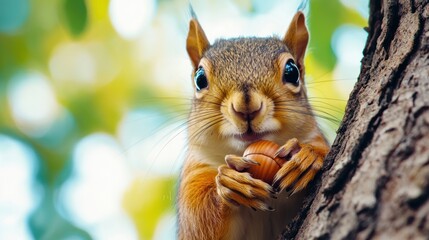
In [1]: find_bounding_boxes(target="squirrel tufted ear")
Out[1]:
[186,18,210,69]
[283,11,309,67]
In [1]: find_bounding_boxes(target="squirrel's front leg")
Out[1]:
[273,136,329,195]
[216,155,276,210]
[178,157,274,240]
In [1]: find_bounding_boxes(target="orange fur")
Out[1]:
[178,159,231,240]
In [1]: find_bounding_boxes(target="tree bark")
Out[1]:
[282,0,429,239]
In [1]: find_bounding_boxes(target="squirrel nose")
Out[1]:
[232,102,263,121]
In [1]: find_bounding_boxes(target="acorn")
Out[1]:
[243,140,288,184]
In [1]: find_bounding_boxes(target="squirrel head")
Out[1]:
[186,12,316,156]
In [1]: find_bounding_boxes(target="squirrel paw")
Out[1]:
[216,155,276,211]
[272,138,323,195]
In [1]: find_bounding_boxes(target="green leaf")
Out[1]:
[62,0,88,37]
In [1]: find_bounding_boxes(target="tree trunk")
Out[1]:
[282,1,429,239]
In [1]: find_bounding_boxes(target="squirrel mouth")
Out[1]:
[235,129,267,142]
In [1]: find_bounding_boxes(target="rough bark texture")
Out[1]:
[281,0,429,239]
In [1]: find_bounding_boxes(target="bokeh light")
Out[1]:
[49,43,97,86]
[0,135,40,240]
[8,72,62,137]
[49,42,120,89]
[0,0,29,33]
[109,0,156,39]
[59,133,136,239]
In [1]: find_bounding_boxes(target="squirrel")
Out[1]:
[177,11,330,240]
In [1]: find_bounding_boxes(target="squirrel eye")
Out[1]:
[194,67,208,91]
[282,60,300,86]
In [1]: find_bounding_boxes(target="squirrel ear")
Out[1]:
[283,11,309,66]
[186,18,210,69]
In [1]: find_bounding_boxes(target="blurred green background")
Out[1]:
[0,0,367,239]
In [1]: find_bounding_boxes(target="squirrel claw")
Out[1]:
[273,141,323,194]
[275,138,300,158]
[242,157,260,165]
[225,154,259,171]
